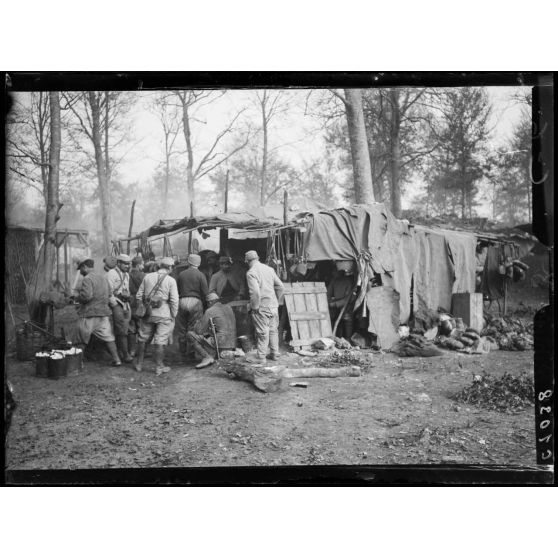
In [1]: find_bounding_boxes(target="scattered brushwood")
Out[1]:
[392,334,444,357]
[451,372,534,412]
[481,315,534,351]
[324,350,366,366]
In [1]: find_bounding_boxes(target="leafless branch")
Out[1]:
[329,89,348,107]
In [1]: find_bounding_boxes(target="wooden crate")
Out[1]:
[451,293,484,331]
[283,282,332,350]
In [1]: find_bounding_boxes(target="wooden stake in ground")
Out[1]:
[127,199,136,255]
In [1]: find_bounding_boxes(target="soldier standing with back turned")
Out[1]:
[244,250,284,364]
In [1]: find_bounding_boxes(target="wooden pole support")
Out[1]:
[127,200,136,255]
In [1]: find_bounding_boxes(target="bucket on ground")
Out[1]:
[47,351,68,379]
[35,352,50,377]
[62,347,83,374]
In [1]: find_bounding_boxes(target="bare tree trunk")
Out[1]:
[37,92,50,207]
[181,98,196,215]
[260,91,268,206]
[89,92,113,254]
[29,92,62,325]
[344,89,375,204]
[389,90,402,218]
[164,140,170,216]
[43,91,61,281]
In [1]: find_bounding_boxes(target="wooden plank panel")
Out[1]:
[293,292,311,347]
[283,283,333,348]
[289,311,329,321]
[304,292,322,339]
[284,292,300,341]
[316,288,333,338]
[283,284,327,294]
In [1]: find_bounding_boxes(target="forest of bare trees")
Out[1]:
[6,86,534,256]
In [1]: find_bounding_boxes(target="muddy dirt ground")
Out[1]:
[5,276,547,472]
[6,345,537,470]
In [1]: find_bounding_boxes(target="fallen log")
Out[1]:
[282,366,361,378]
[224,362,284,393]
[224,362,362,391]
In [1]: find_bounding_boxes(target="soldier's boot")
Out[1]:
[134,342,146,372]
[128,333,137,357]
[343,319,354,341]
[195,357,215,369]
[154,344,170,376]
[106,341,122,366]
[117,335,133,363]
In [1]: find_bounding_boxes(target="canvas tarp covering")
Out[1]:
[302,205,478,325]
[302,204,411,313]
[366,286,400,349]
[142,207,287,238]
[412,228,456,321]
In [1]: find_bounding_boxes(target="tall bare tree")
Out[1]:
[174,90,249,214]
[43,92,62,290]
[330,89,375,204]
[151,93,182,216]
[253,90,292,206]
[6,92,51,205]
[64,91,131,253]
[23,92,62,326]
[361,88,436,217]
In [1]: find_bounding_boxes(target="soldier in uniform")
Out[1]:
[186,292,237,369]
[176,254,208,360]
[128,255,145,357]
[208,256,246,303]
[244,250,284,364]
[135,257,179,375]
[74,258,122,366]
[106,253,134,363]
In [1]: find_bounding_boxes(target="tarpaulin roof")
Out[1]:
[139,208,294,239]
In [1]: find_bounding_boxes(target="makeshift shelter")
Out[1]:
[6,225,90,304]
[119,203,521,348]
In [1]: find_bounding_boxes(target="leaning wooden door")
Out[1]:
[283,282,332,350]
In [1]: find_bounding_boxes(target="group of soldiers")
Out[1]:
[72,249,285,376]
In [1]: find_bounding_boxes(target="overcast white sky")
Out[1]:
[11,85,531,220]
[119,86,530,185]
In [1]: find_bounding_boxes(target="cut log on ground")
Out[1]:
[224,362,284,393]
[282,366,361,378]
[224,362,362,391]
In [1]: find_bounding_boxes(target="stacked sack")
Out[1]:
[392,334,444,357]
[434,314,499,354]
